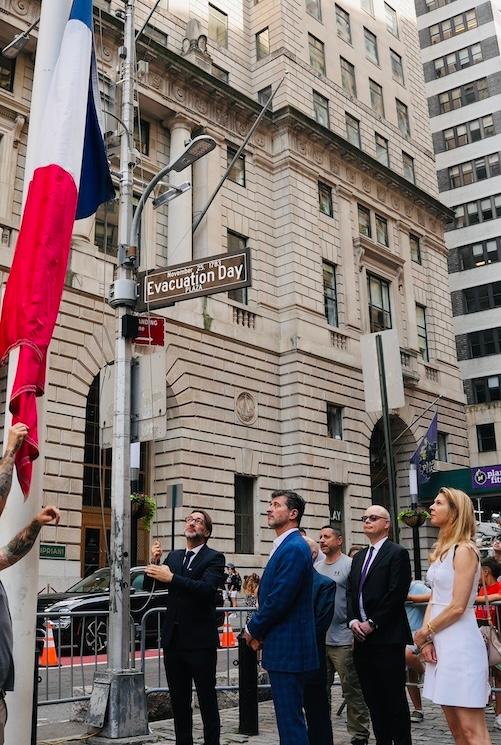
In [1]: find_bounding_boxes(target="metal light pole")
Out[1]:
[409,463,422,579]
[376,334,399,543]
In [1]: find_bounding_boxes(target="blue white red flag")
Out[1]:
[410,413,438,488]
[0,0,114,496]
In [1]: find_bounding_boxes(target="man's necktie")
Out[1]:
[358,545,375,597]
[182,550,194,575]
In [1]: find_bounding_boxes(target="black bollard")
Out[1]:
[238,634,259,735]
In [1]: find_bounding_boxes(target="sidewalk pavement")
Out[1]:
[37,686,499,744]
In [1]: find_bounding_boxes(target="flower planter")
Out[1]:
[400,512,428,528]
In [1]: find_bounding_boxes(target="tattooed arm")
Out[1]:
[0,423,29,517]
[0,506,60,570]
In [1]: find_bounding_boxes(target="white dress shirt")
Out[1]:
[183,542,204,569]
[270,528,299,557]
[358,536,388,620]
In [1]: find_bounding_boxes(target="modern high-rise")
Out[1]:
[0,0,468,589]
[416,0,501,518]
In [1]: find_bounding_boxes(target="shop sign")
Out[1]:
[40,543,66,560]
[471,465,501,490]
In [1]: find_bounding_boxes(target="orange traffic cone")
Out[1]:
[40,621,59,666]
[219,614,237,648]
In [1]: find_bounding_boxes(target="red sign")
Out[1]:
[134,316,165,346]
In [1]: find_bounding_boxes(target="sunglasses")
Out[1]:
[493,535,501,542]
[361,515,385,523]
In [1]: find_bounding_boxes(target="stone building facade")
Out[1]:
[0,0,468,589]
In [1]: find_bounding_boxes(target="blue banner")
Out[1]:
[410,413,438,486]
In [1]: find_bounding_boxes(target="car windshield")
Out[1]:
[66,568,111,593]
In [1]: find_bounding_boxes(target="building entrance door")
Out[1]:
[81,508,110,577]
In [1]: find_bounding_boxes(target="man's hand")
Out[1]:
[150,539,162,564]
[35,506,60,526]
[350,620,372,642]
[146,563,173,583]
[243,629,261,650]
[5,423,28,456]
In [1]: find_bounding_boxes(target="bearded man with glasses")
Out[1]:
[146,509,225,745]
[346,505,413,745]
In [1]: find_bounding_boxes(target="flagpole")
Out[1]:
[0,4,72,745]
[376,334,399,543]
[409,463,422,580]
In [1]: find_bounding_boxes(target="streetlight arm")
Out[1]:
[129,161,173,249]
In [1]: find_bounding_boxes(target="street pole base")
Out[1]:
[87,669,149,740]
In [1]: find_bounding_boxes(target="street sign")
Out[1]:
[137,247,251,311]
[40,543,66,560]
[134,316,165,346]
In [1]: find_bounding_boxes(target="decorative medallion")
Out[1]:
[194,96,208,114]
[346,168,356,184]
[150,74,162,90]
[174,86,185,101]
[377,186,387,202]
[362,179,371,194]
[235,391,258,425]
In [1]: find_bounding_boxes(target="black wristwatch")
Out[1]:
[367,618,377,629]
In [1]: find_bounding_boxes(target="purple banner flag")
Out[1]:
[410,413,438,486]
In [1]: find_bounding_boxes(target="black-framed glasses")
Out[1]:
[361,515,385,523]
[185,516,205,525]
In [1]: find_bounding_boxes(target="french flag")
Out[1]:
[0,0,114,496]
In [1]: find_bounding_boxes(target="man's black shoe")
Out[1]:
[351,739,368,745]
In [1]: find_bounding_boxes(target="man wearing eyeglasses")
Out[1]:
[145,509,225,745]
[346,505,412,745]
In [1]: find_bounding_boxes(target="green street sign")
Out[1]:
[40,543,66,560]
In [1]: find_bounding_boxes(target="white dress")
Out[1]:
[422,545,490,707]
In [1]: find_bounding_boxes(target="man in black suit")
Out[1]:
[145,509,225,745]
[347,505,412,745]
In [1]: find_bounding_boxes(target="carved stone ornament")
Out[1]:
[377,186,387,202]
[195,96,208,114]
[254,132,265,148]
[362,178,371,194]
[346,168,356,184]
[313,149,323,165]
[235,391,258,425]
[329,156,339,174]
[11,0,30,17]
[391,195,400,210]
[150,73,162,90]
[174,86,185,101]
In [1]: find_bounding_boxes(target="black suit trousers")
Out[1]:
[353,643,411,745]
[303,640,334,745]
[164,642,220,745]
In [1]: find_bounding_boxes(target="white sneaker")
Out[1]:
[495,713,501,730]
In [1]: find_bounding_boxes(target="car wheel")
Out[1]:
[83,618,108,655]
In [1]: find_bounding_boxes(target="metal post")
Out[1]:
[376,334,399,543]
[238,635,259,735]
[409,464,422,579]
[171,484,177,552]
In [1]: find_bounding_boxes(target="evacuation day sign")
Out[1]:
[137,247,251,311]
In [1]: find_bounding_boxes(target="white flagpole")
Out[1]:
[0,3,72,744]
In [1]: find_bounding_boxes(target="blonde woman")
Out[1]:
[414,488,491,745]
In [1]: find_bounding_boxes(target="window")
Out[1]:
[375,214,389,246]
[133,116,150,156]
[336,5,351,44]
[208,5,228,47]
[384,3,398,37]
[375,133,389,167]
[318,181,333,217]
[309,34,326,75]
[227,231,248,303]
[447,153,501,189]
[364,28,378,64]
[327,404,343,439]
[368,274,391,332]
[313,91,330,127]
[346,113,361,147]
[322,261,338,326]
[340,57,356,97]
[227,146,245,186]
[449,193,501,230]
[358,204,371,237]
[361,0,374,14]
[467,328,501,358]
[416,305,429,361]
[256,27,270,60]
[234,475,254,554]
[95,192,119,255]
[434,43,483,78]
[258,85,272,108]
[429,10,477,44]
[463,282,501,314]
[472,375,501,404]
[328,484,345,530]
[396,99,410,138]
[425,0,455,10]
[437,432,449,462]
[444,115,495,150]
[306,0,322,21]
[0,57,15,93]
[459,239,501,270]
[477,423,496,453]
[402,152,415,183]
[410,234,421,264]
[211,64,229,83]
[438,78,488,113]
[369,79,384,117]
[390,50,404,85]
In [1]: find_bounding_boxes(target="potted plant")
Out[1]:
[130,493,156,532]
[398,508,430,529]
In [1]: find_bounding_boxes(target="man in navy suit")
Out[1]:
[146,509,225,745]
[243,490,318,745]
[347,505,412,745]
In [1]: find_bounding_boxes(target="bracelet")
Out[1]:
[427,621,436,636]
[417,640,433,653]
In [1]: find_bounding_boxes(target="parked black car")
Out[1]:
[38,566,168,655]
